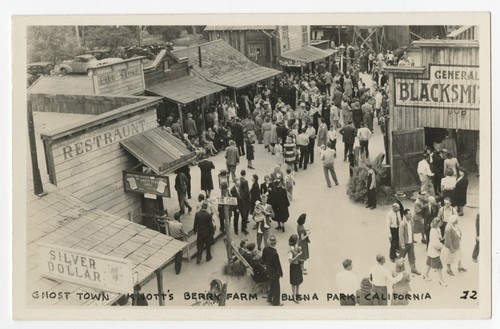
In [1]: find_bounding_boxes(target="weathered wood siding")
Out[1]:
[43,106,159,223]
[29,94,141,116]
[390,43,480,132]
[144,54,189,86]
[288,26,306,52]
[92,60,145,95]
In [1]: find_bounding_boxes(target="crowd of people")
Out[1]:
[159,50,477,306]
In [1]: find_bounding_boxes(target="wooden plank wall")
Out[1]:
[48,109,159,223]
[144,57,189,86]
[30,94,140,116]
[288,26,305,52]
[93,61,145,95]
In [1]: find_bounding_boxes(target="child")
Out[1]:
[285,168,295,202]
[253,201,269,236]
[275,137,284,167]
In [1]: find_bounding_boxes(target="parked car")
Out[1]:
[55,55,123,75]
[27,61,54,76]
[85,49,111,60]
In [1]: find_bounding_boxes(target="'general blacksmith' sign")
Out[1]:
[395,65,479,109]
[37,243,133,293]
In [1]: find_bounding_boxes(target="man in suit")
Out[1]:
[422,195,439,247]
[230,179,243,235]
[193,201,214,264]
[184,113,198,139]
[174,169,192,214]
[399,209,421,275]
[339,121,356,162]
[239,170,250,235]
[262,235,283,306]
[225,140,240,182]
[232,118,245,156]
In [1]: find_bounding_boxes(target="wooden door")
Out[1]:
[391,128,424,191]
[248,43,266,66]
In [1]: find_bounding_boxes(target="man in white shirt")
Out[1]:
[320,143,339,188]
[228,102,237,121]
[369,254,403,305]
[335,259,358,306]
[374,89,383,118]
[386,203,401,262]
[417,153,435,196]
[357,122,372,159]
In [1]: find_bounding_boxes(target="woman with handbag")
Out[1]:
[297,214,310,275]
[422,218,447,286]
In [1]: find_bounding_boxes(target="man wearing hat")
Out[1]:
[184,113,198,139]
[262,235,283,306]
[193,201,215,264]
[171,118,183,140]
[232,117,245,156]
[339,121,356,162]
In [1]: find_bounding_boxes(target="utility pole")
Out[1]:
[27,100,45,196]
[75,25,81,49]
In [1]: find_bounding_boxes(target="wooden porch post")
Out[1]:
[155,269,165,306]
[178,104,184,135]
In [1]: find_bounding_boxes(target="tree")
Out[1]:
[146,26,190,42]
[27,26,81,64]
[81,26,139,51]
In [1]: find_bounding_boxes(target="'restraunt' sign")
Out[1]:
[394,65,479,109]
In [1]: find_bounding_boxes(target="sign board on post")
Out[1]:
[37,243,133,293]
[123,171,171,197]
[216,196,238,206]
[89,57,146,95]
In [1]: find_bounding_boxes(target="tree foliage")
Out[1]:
[81,26,139,50]
[27,26,81,64]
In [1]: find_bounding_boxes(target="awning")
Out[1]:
[146,75,225,105]
[27,184,186,306]
[281,45,335,64]
[120,127,196,175]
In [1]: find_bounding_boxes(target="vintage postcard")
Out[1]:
[12,13,491,320]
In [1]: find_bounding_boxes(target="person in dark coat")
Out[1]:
[339,121,357,162]
[260,175,272,196]
[245,132,255,169]
[262,235,283,306]
[268,180,290,232]
[232,118,245,156]
[454,167,469,216]
[431,148,444,195]
[174,169,192,214]
[239,171,251,235]
[179,165,192,199]
[230,179,243,235]
[198,159,215,198]
[193,201,214,264]
[250,174,261,215]
[184,113,198,138]
[276,122,288,148]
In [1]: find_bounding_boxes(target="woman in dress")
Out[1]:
[245,132,255,170]
[442,215,467,276]
[268,180,290,232]
[288,234,303,303]
[274,138,284,167]
[285,168,295,202]
[422,218,447,286]
[391,259,411,306]
[441,168,456,203]
[262,117,272,151]
[270,120,278,155]
[283,135,297,172]
[443,151,460,177]
[454,167,469,216]
[297,214,310,275]
[343,73,353,98]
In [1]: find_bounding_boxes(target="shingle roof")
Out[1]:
[147,75,225,105]
[27,184,186,306]
[172,40,282,89]
[281,45,335,63]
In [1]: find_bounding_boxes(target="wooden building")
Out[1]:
[204,26,277,68]
[385,39,479,191]
[172,39,282,102]
[31,92,195,224]
[204,26,334,73]
[143,49,226,129]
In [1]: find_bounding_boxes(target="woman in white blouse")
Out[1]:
[423,218,447,286]
[441,168,457,203]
